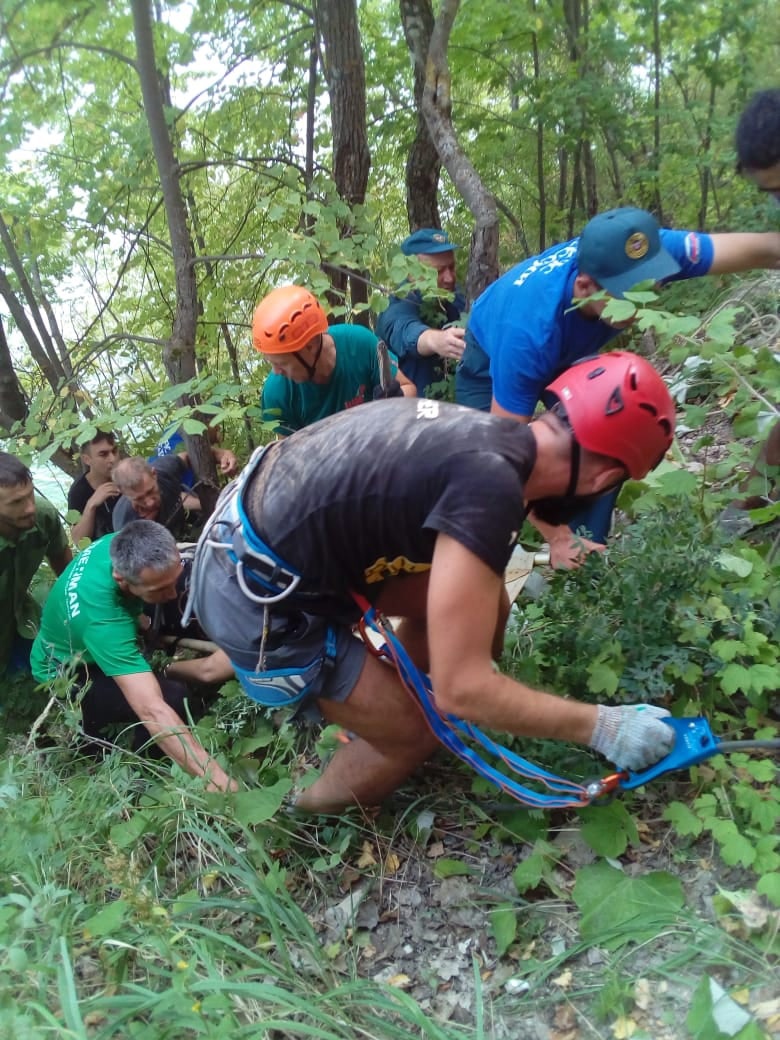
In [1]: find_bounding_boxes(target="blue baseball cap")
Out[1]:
[401,227,460,256]
[577,207,680,297]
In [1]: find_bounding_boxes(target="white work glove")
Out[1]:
[589,704,675,771]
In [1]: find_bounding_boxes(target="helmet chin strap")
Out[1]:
[565,438,581,498]
[295,334,324,381]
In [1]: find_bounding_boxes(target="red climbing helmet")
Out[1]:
[546,351,675,478]
[252,285,329,354]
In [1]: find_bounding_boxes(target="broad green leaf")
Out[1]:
[489,904,517,957]
[512,847,549,893]
[572,862,684,948]
[81,899,132,939]
[229,779,292,826]
[109,811,155,849]
[602,299,637,323]
[433,858,479,879]
[686,975,753,1039]
[663,801,704,838]
[756,873,780,907]
[181,418,206,434]
[709,821,756,868]
[579,802,638,858]
[655,469,700,496]
[720,664,753,696]
[710,639,745,663]
[586,660,620,696]
[715,552,754,578]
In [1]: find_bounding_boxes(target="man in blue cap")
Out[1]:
[455,206,780,561]
[376,227,467,397]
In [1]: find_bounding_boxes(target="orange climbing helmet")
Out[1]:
[252,285,328,355]
[546,351,675,479]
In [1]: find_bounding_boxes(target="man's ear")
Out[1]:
[112,570,128,592]
[573,273,600,298]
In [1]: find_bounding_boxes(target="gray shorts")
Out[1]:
[232,611,367,722]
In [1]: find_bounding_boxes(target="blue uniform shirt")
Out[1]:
[376,287,466,397]
[459,229,715,415]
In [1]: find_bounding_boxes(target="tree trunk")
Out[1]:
[130,0,219,514]
[0,316,29,431]
[417,0,498,304]
[314,0,371,321]
[399,0,441,230]
[649,0,663,219]
[531,5,546,253]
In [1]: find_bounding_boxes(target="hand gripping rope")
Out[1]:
[353,595,780,809]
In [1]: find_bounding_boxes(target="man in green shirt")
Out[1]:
[0,452,71,676]
[31,520,235,792]
[255,284,416,436]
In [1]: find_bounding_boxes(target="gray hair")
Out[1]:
[0,451,32,488]
[113,456,155,493]
[110,520,179,583]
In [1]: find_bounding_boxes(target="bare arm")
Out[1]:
[165,649,234,685]
[707,232,780,274]
[70,482,118,544]
[176,447,238,478]
[488,399,604,569]
[417,324,466,360]
[527,511,605,570]
[397,369,417,398]
[115,671,237,791]
[426,534,598,743]
[212,447,238,475]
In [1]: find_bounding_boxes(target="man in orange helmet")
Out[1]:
[255,285,415,436]
[188,352,678,814]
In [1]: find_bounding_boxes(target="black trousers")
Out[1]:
[73,664,190,755]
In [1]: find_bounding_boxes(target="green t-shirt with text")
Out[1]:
[31,534,150,681]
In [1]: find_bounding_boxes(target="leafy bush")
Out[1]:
[505,501,779,716]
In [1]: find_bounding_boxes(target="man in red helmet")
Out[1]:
[254,285,416,436]
[188,352,678,814]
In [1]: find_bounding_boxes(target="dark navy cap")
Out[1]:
[400,228,460,256]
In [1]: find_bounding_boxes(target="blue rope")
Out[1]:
[360,605,591,810]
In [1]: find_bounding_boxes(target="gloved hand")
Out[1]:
[589,704,675,771]
[372,379,404,400]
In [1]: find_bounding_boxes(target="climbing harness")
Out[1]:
[183,444,302,625]
[183,455,778,803]
[354,595,780,810]
[182,444,335,708]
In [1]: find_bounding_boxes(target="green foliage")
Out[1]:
[0,742,484,1039]
[506,502,779,715]
[663,748,780,881]
[572,862,685,949]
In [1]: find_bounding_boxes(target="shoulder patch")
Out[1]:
[684,232,700,264]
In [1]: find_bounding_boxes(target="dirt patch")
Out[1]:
[289,769,778,1040]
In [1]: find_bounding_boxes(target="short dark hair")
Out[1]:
[0,451,32,488]
[736,88,780,172]
[80,430,117,454]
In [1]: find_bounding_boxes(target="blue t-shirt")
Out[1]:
[154,428,195,488]
[261,324,400,435]
[464,228,714,415]
[376,287,466,396]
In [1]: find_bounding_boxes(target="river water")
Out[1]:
[30,465,69,514]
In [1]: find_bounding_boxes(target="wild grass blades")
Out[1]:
[0,737,480,1039]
